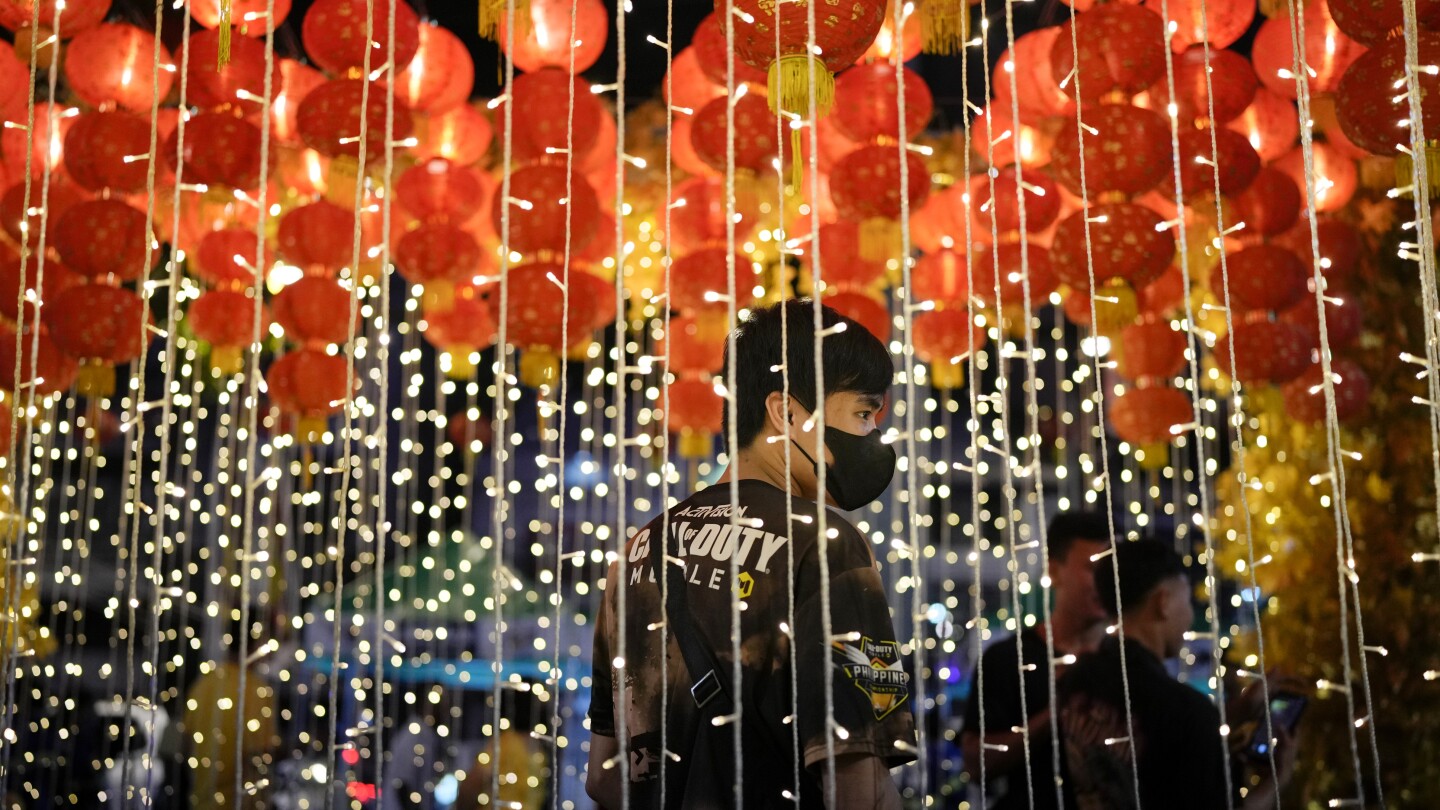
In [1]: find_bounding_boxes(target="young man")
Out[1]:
[1057,540,1297,810]
[960,511,1113,810]
[586,300,917,809]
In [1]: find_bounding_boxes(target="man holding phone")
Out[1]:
[1055,540,1298,810]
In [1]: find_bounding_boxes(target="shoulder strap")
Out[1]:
[648,519,732,714]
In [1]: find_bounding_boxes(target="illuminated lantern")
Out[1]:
[1328,0,1440,46]
[396,159,487,224]
[63,111,151,193]
[1,102,70,181]
[829,144,931,260]
[196,227,269,289]
[1151,47,1256,127]
[189,0,293,31]
[671,115,716,178]
[992,27,1071,127]
[168,112,266,190]
[412,103,493,166]
[909,181,977,254]
[912,248,970,307]
[723,0,886,122]
[1337,33,1440,158]
[661,314,725,374]
[807,222,887,291]
[1109,384,1192,445]
[1167,126,1261,198]
[188,288,267,374]
[0,0,110,35]
[0,42,25,120]
[55,199,154,282]
[1138,266,1186,317]
[1272,143,1357,213]
[1274,218,1362,287]
[1282,358,1369,423]
[980,166,1061,235]
[1050,105,1170,198]
[666,376,724,458]
[973,242,1059,309]
[44,282,149,396]
[913,308,987,389]
[493,164,601,257]
[1214,245,1307,313]
[832,63,933,145]
[272,276,354,346]
[277,201,355,273]
[1226,88,1298,162]
[665,48,725,114]
[823,290,891,342]
[1050,203,1174,291]
[499,0,607,73]
[297,78,415,164]
[860,2,923,64]
[1117,316,1187,381]
[1050,4,1168,104]
[0,243,78,324]
[394,223,482,304]
[1251,1,1365,99]
[689,92,785,177]
[183,26,279,115]
[1280,293,1362,352]
[1144,0,1253,52]
[0,180,80,250]
[301,0,420,76]
[1214,316,1311,384]
[64,23,174,113]
[265,347,351,436]
[395,23,474,114]
[670,248,757,314]
[668,175,761,253]
[692,12,769,88]
[499,69,606,166]
[421,287,497,378]
[488,263,603,387]
[1229,167,1301,237]
[271,59,326,145]
[0,328,76,394]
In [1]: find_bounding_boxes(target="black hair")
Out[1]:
[1094,539,1188,617]
[721,299,894,449]
[1046,511,1114,562]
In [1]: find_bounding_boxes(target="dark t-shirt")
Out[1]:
[1056,637,1229,810]
[962,628,1062,810]
[588,479,917,808]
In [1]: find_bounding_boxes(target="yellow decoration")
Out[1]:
[678,429,713,459]
[422,279,457,311]
[296,415,327,444]
[767,54,835,190]
[859,217,901,264]
[442,348,477,379]
[210,345,245,376]
[217,0,233,69]
[930,360,966,390]
[76,361,114,399]
[921,0,970,56]
[323,157,361,206]
[1092,280,1137,337]
[1136,441,1168,472]
[1394,142,1440,199]
[519,348,559,388]
[479,0,531,42]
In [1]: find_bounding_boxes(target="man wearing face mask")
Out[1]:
[586,300,916,809]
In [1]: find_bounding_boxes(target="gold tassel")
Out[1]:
[77,360,115,399]
[858,217,900,263]
[930,360,966,390]
[210,345,244,376]
[678,429,713,459]
[1395,141,1440,199]
[518,348,559,389]
[921,0,969,56]
[768,54,834,191]
[217,0,233,69]
[1092,280,1138,337]
[479,0,531,42]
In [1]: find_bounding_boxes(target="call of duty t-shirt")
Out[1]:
[588,479,917,808]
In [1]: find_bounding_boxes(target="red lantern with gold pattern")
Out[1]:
[1050,4,1168,104]
[1166,126,1261,198]
[489,263,602,386]
[1118,316,1186,381]
[55,199,154,283]
[0,328,76,395]
[1214,317,1311,384]
[670,248,756,313]
[272,276,354,346]
[993,27,1072,127]
[692,12,769,88]
[1282,358,1369,423]
[411,104,493,166]
[169,112,266,190]
[1252,1,1365,100]
[690,92,786,177]
[189,288,268,373]
[44,282,149,363]
[1337,33,1440,157]
[500,68,606,166]
[1272,142,1356,213]
[1215,245,1308,313]
[809,222,888,291]
[396,159,487,224]
[1328,0,1440,46]
[0,0,110,35]
[1274,218,1362,287]
[1109,384,1192,445]
[1229,167,1301,238]
[913,248,970,307]
[1150,47,1256,127]
[301,0,420,76]
[913,308,988,389]
[494,164,601,257]
[297,78,415,164]
[271,59,326,145]
[277,201,355,273]
[1226,88,1298,162]
[395,223,481,286]
[63,23,174,112]
[1,102,71,181]
[669,176,761,254]
[832,63,933,145]
[63,111,151,193]
[1280,293,1362,352]
[395,23,473,114]
[1051,105,1170,198]
[1,181,79,252]
[660,314,725,374]
[500,0,609,74]
[1050,203,1174,291]
[266,347,351,420]
[183,26,279,115]
[981,167,1061,235]
[196,227,270,289]
[1143,0,1253,52]
[973,242,1059,309]
[829,144,931,221]
[824,290,891,342]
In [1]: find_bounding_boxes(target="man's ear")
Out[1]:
[764,391,790,438]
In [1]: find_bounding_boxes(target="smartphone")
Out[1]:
[1248,691,1308,757]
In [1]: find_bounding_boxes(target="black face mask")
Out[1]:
[790,424,898,511]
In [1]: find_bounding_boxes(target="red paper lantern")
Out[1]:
[1050,4,1168,104]
[44,282,149,363]
[396,159,487,224]
[63,111,151,193]
[913,248,970,307]
[824,290,891,342]
[666,376,724,436]
[0,41,26,122]
[1280,293,1362,352]
[1229,167,1301,238]
[912,308,988,388]
[1050,203,1174,290]
[301,0,420,76]
[973,242,1059,309]
[1214,317,1311,384]
[1139,266,1187,317]
[0,242,78,323]
[499,0,608,74]
[830,144,931,221]
[395,22,474,115]
[411,103,493,166]
[277,201,355,272]
[689,92,785,177]
[189,288,267,351]
[668,176,761,253]
[1274,218,1362,287]
[1282,358,1369,423]
[395,223,481,285]
[1252,1,1365,100]
[909,181,978,254]
[273,276,354,346]
[1118,316,1187,381]
[55,199,154,282]
[64,23,174,113]
[271,59,326,145]
[0,0,110,35]
[860,5,923,64]
[1215,245,1307,313]
[1167,126,1261,198]
[1226,88,1298,162]
[692,12,769,88]
[1151,47,1256,127]
[196,227,269,289]
[1327,0,1440,46]
[493,164,601,257]
[981,166,1061,235]
[189,0,293,30]
[1337,33,1440,157]
[183,26,279,115]
[1109,385,1192,445]
[0,180,82,250]
[169,112,266,190]
[488,263,601,352]
[266,347,351,417]
[808,222,888,290]
[297,78,415,164]
[500,69,606,166]
[0,327,76,394]
[670,248,756,313]
[1272,142,1356,213]
[1143,0,1253,52]
[832,63,933,144]
[422,291,497,351]
[666,48,725,114]
[1,102,71,182]
[660,314,725,374]
[1051,105,1170,198]
[992,27,1071,127]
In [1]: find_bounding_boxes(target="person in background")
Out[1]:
[961,511,1114,809]
[1056,540,1297,810]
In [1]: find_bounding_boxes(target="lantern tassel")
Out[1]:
[518,348,559,389]
[858,217,900,263]
[1395,141,1440,200]
[218,0,233,69]
[768,55,833,191]
[480,0,531,42]
[921,0,969,56]
[77,361,115,399]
